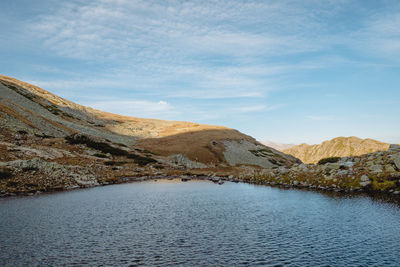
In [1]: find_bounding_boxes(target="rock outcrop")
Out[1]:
[246,149,400,195]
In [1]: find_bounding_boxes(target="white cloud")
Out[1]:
[82,99,177,119]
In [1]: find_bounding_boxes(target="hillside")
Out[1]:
[0,75,300,195]
[283,136,390,164]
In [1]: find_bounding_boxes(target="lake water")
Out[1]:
[1,179,400,266]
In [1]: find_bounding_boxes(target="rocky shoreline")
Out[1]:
[2,171,400,203]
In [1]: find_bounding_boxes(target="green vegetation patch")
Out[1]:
[6,181,19,187]
[268,158,283,166]
[249,148,274,157]
[127,153,158,166]
[104,161,128,166]
[93,153,108,158]
[24,183,38,188]
[318,157,341,165]
[35,133,54,139]
[17,130,28,135]
[22,166,39,172]
[371,179,397,191]
[65,134,128,156]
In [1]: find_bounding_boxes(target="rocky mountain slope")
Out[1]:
[0,75,300,196]
[283,136,390,164]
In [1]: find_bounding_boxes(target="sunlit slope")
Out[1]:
[0,75,300,168]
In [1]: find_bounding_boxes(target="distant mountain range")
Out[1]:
[282,136,390,164]
[261,141,295,151]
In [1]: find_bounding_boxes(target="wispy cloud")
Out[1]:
[2,0,400,143]
[82,99,177,119]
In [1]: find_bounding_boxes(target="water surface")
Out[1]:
[1,180,400,266]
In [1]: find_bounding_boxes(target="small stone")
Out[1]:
[360,181,371,187]
[360,175,369,182]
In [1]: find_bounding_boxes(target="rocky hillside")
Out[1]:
[0,75,301,196]
[283,136,390,164]
[246,144,400,196]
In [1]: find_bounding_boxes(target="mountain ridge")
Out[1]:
[283,136,390,164]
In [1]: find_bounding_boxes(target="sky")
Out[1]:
[1,0,400,144]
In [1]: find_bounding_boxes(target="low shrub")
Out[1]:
[35,133,54,138]
[6,181,19,187]
[143,149,157,155]
[116,143,127,147]
[0,169,13,179]
[127,153,157,166]
[22,166,39,172]
[25,183,38,188]
[153,164,165,169]
[104,161,127,166]
[93,153,108,158]
[318,157,341,165]
[65,134,128,156]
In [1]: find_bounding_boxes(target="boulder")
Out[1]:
[360,175,369,182]
[389,144,400,153]
[393,154,400,171]
[369,165,382,173]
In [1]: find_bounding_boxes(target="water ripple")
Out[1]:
[1,180,400,266]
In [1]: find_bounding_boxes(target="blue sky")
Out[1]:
[1,0,400,144]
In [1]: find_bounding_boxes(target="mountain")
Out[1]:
[0,75,300,195]
[261,141,295,151]
[283,136,390,164]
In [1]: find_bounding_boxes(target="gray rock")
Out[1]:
[393,154,400,171]
[337,170,349,176]
[169,154,207,169]
[360,181,371,187]
[389,144,400,152]
[324,163,341,171]
[360,175,370,182]
[369,165,382,173]
[385,165,396,173]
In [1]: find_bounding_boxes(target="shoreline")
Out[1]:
[2,175,400,205]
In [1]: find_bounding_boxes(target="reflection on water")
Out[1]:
[1,180,400,266]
